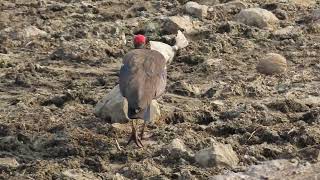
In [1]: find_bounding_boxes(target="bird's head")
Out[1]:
[133,34,146,49]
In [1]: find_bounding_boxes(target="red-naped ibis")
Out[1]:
[119,34,167,147]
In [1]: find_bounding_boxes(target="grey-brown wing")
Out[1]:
[142,51,167,99]
[119,49,166,114]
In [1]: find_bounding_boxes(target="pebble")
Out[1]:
[62,169,99,180]
[169,138,188,153]
[235,8,279,30]
[0,157,19,169]
[163,16,195,34]
[209,159,320,180]
[185,1,208,19]
[195,142,239,168]
[94,85,161,124]
[288,0,317,7]
[256,53,287,75]
[309,21,320,33]
[311,9,320,21]
[19,26,48,39]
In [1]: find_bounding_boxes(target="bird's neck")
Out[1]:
[134,44,145,49]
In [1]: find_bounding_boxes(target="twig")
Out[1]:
[114,133,122,151]
[297,144,320,152]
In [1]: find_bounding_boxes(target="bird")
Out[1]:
[119,34,167,147]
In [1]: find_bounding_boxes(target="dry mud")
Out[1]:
[0,0,320,179]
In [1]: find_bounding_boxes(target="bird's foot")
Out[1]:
[127,130,144,148]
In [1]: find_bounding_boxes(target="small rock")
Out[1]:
[94,85,129,123]
[256,53,287,75]
[235,8,279,30]
[0,157,19,168]
[50,39,116,62]
[302,96,320,107]
[210,159,320,180]
[185,1,208,19]
[309,20,320,33]
[62,169,99,180]
[214,1,247,10]
[273,26,301,39]
[170,81,201,97]
[267,98,309,113]
[122,160,161,178]
[169,138,188,153]
[212,100,224,107]
[175,30,189,49]
[18,26,48,39]
[94,85,161,124]
[150,31,188,64]
[178,169,197,180]
[311,9,320,21]
[288,0,317,7]
[150,41,175,64]
[163,138,194,160]
[273,9,288,20]
[163,16,195,34]
[273,26,295,36]
[111,173,126,180]
[0,12,10,24]
[301,108,320,124]
[197,0,219,6]
[15,73,31,87]
[203,58,222,66]
[195,142,239,168]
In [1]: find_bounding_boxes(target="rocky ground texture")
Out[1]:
[0,0,320,179]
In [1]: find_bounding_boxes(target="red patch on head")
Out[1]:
[134,34,146,45]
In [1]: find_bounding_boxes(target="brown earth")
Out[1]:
[0,0,320,179]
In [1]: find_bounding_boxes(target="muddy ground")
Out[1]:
[0,0,320,179]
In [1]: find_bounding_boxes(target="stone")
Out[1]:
[62,169,100,180]
[235,8,279,30]
[288,0,317,7]
[170,81,201,97]
[175,30,189,49]
[197,0,219,6]
[213,1,247,10]
[150,31,188,64]
[50,39,115,62]
[163,138,194,160]
[150,41,175,64]
[178,169,197,180]
[310,20,320,33]
[0,157,19,168]
[209,159,320,180]
[163,16,195,34]
[169,138,188,153]
[123,160,161,178]
[256,53,287,75]
[195,143,239,168]
[204,58,222,66]
[94,85,129,123]
[112,173,126,180]
[94,85,161,124]
[18,26,48,39]
[302,96,320,107]
[185,1,208,19]
[311,9,320,21]
[273,26,295,36]
[267,98,309,113]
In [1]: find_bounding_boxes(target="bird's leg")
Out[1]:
[127,120,143,148]
[140,105,151,140]
[140,121,146,140]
